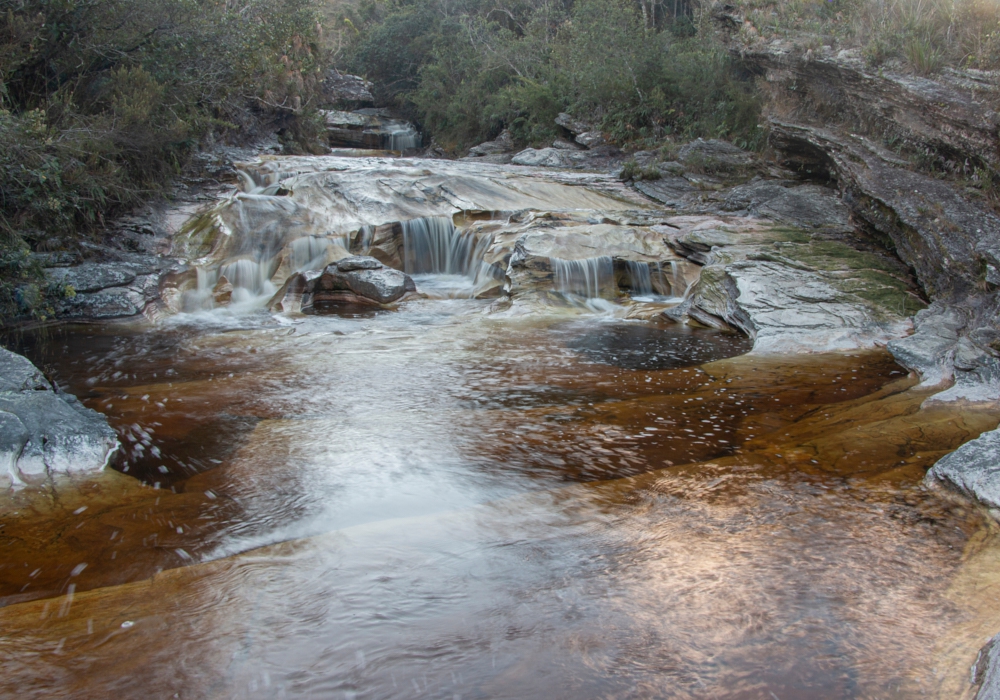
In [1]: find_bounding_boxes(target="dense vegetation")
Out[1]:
[342,0,764,152]
[0,0,326,319]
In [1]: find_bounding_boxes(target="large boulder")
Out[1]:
[316,256,416,305]
[0,348,118,488]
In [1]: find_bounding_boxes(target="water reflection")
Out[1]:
[1,294,998,699]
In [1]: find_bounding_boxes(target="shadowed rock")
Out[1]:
[0,348,118,488]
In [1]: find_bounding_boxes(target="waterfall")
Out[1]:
[550,257,615,299]
[402,217,483,277]
[625,261,654,297]
[289,236,332,272]
[219,258,275,297]
[384,122,421,151]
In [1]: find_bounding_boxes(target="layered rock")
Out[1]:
[0,348,118,488]
[268,256,416,312]
[661,214,921,353]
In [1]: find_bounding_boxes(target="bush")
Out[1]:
[344,0,763,151]
[0,0,326,322]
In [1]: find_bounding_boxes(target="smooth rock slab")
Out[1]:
[925,427,1000,511]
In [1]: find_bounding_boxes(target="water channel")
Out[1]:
[2,157,1000,699]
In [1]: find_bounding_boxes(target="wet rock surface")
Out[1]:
[926,428,1000,512]
[317,257,416,305]
[976,634,1000,700]
[0,348,117,487]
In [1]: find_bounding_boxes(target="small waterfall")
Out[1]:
[550,257,615,299]
[219,258,274,297]
[402,217,482,277]
[289,236,331,272]
[625,261,654,297]
[384,122,421,151]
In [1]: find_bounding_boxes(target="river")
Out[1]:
[1,156,1000,699]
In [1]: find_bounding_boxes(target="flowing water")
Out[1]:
[3,156,1000,699]
[2,294,1000,700]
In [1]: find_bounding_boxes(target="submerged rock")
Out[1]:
[0,348,118,488]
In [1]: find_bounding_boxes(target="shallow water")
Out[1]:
[2,295,1000,699]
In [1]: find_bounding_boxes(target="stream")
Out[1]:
[2,156,1000,699]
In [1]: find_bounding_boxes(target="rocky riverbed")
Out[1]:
[5,98,1000,696]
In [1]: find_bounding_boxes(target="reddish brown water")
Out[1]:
[1,299,999,699]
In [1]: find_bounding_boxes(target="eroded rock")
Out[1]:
[0,348,118,488]
[317,257,415,305]
[926,427,1000,512]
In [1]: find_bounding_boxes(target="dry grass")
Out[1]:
[731,0,1000,72]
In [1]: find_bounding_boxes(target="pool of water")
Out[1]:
[1,294,998,699]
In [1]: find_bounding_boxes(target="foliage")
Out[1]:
[731,0,1000,72]
[0,0,326,322]
[342,0,763,151]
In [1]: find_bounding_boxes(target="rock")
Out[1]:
[677,139,756,174]
[0,349,50,393]
[575,131,607,149]
[467,130,515,157]
[0,347,118,487]
[555,112,591,136]
[318,257,415,304]
[770,121,1000,300]
[57,286,147,319]
[337,256,382,272]
[662,217,919,353]
[974,633,1000,700]
[267,270,322,314]
[925,427,1000,512]
[727,181,853,232]
[552,137,582,151]
[212,275,233,306]
[738,39,1000,181]
[634,176,698,208]
[322,110,421,151]
[46,262,137,293]
[511,148,573,168]
[322,69,375,107]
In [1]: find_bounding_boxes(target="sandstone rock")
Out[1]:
[974,633,1000,700]
[511,148,573,168]
[322,70,375,107]
[925,427,1000,512]
[662,218,918,352]
[555,112,591,136]
[212,275,233,305]
[0,348,118,487]
[575,131,606,149]
[552,137,583,151]
[678,139,756,174]
[634,176,698,208]
[318,257,415,304]
[46,262,137,293]
[467,130,514,157]
[738,39,1000,180]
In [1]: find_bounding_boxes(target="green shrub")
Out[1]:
[344,0,763,152]
[0,0,327,322]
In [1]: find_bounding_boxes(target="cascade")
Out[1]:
[550,257,615,299]
[384,122,421,151]
[402,217,485,277]
[625,261,654,297]
[289,236,332,272]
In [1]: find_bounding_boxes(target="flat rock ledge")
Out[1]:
[0,348,118,488]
